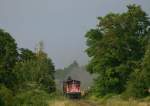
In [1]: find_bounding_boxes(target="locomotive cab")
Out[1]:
[63,77,81,98]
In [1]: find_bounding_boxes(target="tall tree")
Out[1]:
[0,29,18,71]
[85,5,150,96]
[13,42,55,93]
[0,29,18,89]
[125,42,150,98]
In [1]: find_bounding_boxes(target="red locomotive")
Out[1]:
[63,77,81,98]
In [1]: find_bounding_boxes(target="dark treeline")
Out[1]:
[0,30,55,106]
[85,4,150,98]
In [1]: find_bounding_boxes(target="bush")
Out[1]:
[0,85,14,106]
[13,89,51,106]
[124,70,149,98]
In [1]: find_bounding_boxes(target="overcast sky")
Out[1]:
[0,0,150,68]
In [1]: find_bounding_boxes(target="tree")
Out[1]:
[142,42,150,89]
[85,5,150,96]
[125,69,148,98]
[0,29,18,71]
[125,42,150,98]
[0,84,13,106]
[67,60,79,69]
[13,43,55,93]
[18,48,36,62]
[0,29,18,89]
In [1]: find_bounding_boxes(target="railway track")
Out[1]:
[74,100,99,106]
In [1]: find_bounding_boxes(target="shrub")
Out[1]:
[13,89,51,106]
[0,85,14,106]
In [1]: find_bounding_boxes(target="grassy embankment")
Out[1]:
[15,89,149,106]
[87,94,150,106]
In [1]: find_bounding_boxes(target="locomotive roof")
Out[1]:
[63,79,80,83]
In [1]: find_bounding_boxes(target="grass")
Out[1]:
[15,89,149,106]
[88,95,150,106]
[99,98,150,106]
[48,93,150,106]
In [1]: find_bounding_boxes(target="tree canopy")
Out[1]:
[85,4,150,97]
[0,29,18,89]
[0,29,56,105]
[0,29,18,71]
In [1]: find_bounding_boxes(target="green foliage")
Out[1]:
[85,4,150,97]
[125,43,150,98]
[0,71,17,90]
[64,60,79,71]
[124,70,148,98]
[13,89,51,106]
[18,48,36,62]
[13,49,55,93]
[0,29,18,71]
[0,29,18,89]
[0,29,56,105]
[0,84,14,106]
[142,43,150,88]
[55,69,68,80]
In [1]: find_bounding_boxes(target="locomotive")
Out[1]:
[63,77,81,98]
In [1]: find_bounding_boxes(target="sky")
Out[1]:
[0,0,150,68]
